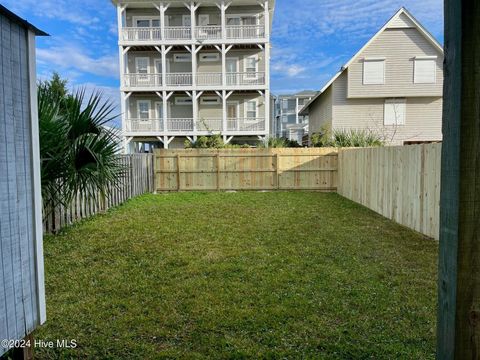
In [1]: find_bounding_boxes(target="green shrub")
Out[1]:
[311,128,384,148]
[259,137,302,148]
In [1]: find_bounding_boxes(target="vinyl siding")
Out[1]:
[125,5,264,27]
[308,86,333,135]
[347,28,443,98]
[0,15,40,357]
[127,49,265,74]
[333,71,442,145]
[128,93,265,120]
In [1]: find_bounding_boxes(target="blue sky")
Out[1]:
[3,0,443,123]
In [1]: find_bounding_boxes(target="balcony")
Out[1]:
[123,72,265,89]
[125,118,266,133]
[120,25,266,43]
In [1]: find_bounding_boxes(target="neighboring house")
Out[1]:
[271,91,317,143]
[0,5,47,357]
[112,0,275,152]
[300,8,444,146]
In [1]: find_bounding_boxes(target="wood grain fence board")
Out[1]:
[154,148,338,192]
[43,154,154,233]
[338,144,441,239]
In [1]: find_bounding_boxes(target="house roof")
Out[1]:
[0,5,48,36]
[299,7,443,116]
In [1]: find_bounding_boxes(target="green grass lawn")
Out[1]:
[35,192,438,359]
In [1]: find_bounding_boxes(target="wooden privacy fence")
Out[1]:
[43,154,154,233]
[338,143,441,239]
[154,148,338,192]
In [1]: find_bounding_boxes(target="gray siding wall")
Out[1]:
[333,71,443,145]
[347,28,444,98]
[128,93,265,119]
[127,49,264,74]
[0,15,39,356]
[308,86,333,135]
[125,5,264,27]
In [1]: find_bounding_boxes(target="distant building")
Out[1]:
[300,8,444,146]
[271,91,317,144]
[112,0,275,152]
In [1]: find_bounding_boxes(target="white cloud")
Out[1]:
[3,0,101,26]
[37,44,119,79]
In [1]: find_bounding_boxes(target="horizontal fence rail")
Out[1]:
[43,154,155,233]
[338,144,441,240]
[124,73,162,87]
[154,148,338,192]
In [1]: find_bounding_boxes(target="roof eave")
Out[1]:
[0,5,48,36]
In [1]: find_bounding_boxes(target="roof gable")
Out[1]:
[300,7,443,115]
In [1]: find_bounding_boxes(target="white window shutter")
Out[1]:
[384,99,406,125]
[363,59,385,85]
[414,59,436,84]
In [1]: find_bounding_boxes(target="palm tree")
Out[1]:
[38,75,125,222]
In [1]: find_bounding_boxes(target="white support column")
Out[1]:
[192,90,198,133]
[221,44,226,87]
[295,97,299,124]
[191,45,197,87]
[162,45,172,88]
[158,2,170,40]
[264,0,270,40]
[163,91,173,136]
[221,90,227,134]
[219,0,226,40]
[264,36,271,137]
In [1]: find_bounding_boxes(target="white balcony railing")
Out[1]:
[196,72,223,86]
[165,73,193,86]
[164,26,191,40]
[197,118,223,131]
[121,27,162,42]
[195,26,222,40]
[125,118,266,133]
[124,72,265,88]
[167,118,195,131]
[126,118,163,132]
[226,72,266,86]
[124,73,162,87]
[227,118,266,132]
[120,25,266,42]
[226,25,265,39]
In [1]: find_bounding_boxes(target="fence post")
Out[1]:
[176,154,181,191]
[216,153,221,191]
[275,152,280,190]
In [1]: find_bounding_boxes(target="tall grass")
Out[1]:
[311,128,384,147]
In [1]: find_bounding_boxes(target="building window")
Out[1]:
[173,53,191,63]
[175,97,193,105]
[135,57,149,74]
[384,99,406,125]
[414,57,437,84]
[137,100,150,120]
[363,57,385,85]
[245,100,257,119]
[200,96,221,105]
[244,56,257,78]
[135,18,160,27]
[200,53,220,62]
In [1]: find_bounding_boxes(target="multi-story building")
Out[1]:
[112,0,275,152]
[300,8,444,146]
[271,91,317,144]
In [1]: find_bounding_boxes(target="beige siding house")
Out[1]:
[300,8,444,145]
